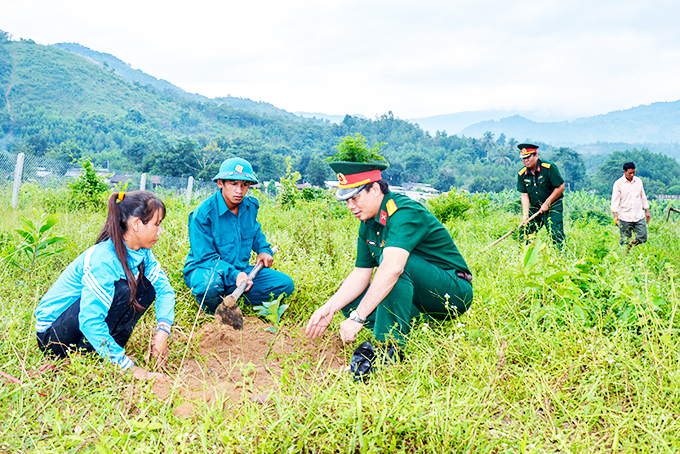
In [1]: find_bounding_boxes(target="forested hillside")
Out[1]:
[462,101,680,146]
[2,30,680,195]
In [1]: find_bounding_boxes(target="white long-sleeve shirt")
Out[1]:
[610,175,649,222]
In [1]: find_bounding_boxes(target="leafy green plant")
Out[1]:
[253,294,289,333]
[426,188,475,223]
[2,211,68,271]
[301,186,327,201]
[278,157,302,208]
[327,133,387,164]
[68,158,110,210]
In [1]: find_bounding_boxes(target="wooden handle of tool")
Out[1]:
[481,211,542,252]
[231,245,279,299]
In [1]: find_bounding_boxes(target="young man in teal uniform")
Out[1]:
[183,157,294,315]
[306,161,472,378]
[516,143,566,246]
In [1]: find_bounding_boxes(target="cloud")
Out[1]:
[3,0,680,118]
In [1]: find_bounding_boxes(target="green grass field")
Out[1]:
[1,185,680,453]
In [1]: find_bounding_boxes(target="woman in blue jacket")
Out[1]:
[35,190,175,381]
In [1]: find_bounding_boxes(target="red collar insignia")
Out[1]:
[379,210,387,225]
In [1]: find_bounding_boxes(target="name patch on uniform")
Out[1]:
[379,210,388,225]
[386,199,398,216]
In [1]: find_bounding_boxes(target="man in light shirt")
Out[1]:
[611,161,651,248]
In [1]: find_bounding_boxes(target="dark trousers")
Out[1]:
[36,277,156,358]
[523,202,565,246]
[341,254,473,346]
[619,218,648,245]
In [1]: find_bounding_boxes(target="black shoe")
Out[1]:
[349,341,403,383]
[350,341,375,383]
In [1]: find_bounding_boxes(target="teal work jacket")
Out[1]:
[183,191,273,288]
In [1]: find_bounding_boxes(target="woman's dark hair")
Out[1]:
[96,191,166,312]
[364,180,390,194]
[623,161,636,171]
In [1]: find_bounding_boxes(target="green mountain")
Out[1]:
[461,101,680,145]
[3,30,680,196]
[51,42,304,121]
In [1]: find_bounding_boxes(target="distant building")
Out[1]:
[325,180,439,201]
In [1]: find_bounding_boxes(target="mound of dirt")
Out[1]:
[153,317,346,416]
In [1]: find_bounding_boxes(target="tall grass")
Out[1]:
[1,186,680,452]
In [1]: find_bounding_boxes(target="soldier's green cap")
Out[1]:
[518,143,539,157]
[328,161,388,201]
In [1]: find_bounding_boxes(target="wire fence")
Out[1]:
[1,151,217,209]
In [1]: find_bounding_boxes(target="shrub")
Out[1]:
[68,159,109,210]
[278,157,301,208]
[327,133,387,164]
[426,188,477,223]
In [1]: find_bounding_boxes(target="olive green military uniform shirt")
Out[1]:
[355,192,470,274]
[516,159,564,208]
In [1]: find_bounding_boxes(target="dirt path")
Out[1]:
[153,317,346,416]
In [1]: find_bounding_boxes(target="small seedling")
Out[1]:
[253,294,288,334]
[2,210,68,271]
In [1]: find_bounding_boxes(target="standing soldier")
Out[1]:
[306,161,473,381]
[516,143,566,246]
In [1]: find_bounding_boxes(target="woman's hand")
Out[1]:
[150,329,169,368]
[131,365,166,381]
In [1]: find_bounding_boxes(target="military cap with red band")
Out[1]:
[517,143,539,157]
[328,161,388,201]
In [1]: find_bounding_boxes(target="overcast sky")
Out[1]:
[3,0,680,120]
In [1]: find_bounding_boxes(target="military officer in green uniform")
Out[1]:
[306,161,473,363]
[516,143,566,246]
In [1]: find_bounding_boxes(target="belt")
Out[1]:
[456,271,473,283]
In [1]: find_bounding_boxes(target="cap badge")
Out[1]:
[235,165,244,172]
[337,173,348,185]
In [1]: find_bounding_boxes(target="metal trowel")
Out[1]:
[214,245,278,329]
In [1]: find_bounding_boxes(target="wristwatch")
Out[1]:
[348,310,367,324]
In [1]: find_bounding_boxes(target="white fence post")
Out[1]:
[186,176,194,204]
[12,153,25,209]
[140,173,147,191]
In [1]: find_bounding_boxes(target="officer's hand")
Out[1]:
[256,252,274,268]
[306,305,334,339]
[236,272,253,292]
[339,319,363,343]
[539,202,550,214]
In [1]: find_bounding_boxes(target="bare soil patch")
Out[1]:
[153,317,345,416]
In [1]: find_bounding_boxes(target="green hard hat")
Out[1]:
[213,157,258,183]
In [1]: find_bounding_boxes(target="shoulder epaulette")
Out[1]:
[386,199,398,216]
[518,167,527,175]
[541,162,551,169]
